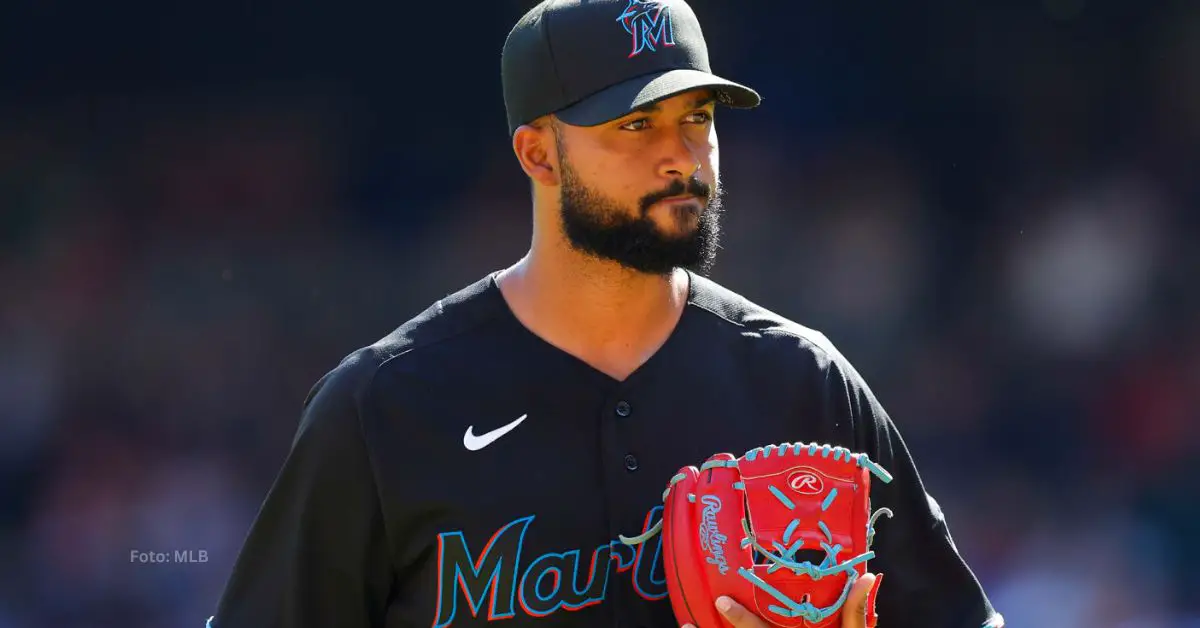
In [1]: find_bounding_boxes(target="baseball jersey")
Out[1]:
[208,271,1002,628]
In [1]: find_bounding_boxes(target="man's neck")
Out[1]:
[496,245,690,379]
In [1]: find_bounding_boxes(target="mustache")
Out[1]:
[639,177,712,213]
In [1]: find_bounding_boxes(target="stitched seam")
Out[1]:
[358,304,511,568]
[540,3,567,104]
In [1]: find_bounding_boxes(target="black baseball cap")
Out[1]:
[501,0,761,135]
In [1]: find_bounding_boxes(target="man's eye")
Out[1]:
[687,111,713,124]
[620,118,650,131]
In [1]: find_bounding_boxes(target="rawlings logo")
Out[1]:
[616,0,676,58]
[698,495,730,574]
[787,468,825,495]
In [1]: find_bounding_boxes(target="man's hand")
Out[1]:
[681,573,879,628]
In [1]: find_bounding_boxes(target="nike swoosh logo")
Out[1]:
[463,414,528,451]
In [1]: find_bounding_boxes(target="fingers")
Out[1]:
[717,595,766,627]
[842,572,879,628]
[681,575,880,628]
[681,596,769,628]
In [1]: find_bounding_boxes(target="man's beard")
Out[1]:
[557,156,724,276]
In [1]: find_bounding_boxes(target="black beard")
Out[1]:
[557,157,723,276]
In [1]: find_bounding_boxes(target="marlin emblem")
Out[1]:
[616,0,676,58]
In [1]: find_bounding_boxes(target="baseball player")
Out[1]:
[207,1,1004,627]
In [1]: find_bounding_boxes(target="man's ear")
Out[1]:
[512,119,560,187]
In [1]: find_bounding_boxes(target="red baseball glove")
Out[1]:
[622,442,893,628]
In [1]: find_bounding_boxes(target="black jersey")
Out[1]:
[207,271,1002,628]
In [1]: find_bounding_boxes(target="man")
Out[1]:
[207,1,1004,627]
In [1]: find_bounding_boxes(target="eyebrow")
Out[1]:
[631,93,718,114]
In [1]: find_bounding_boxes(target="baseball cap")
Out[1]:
[501,0,761,135]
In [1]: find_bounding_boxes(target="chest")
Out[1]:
[362,365,849,626]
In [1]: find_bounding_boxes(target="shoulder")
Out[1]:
[687,273,886,447]
[304,273,508,412]
[686,272,851,375]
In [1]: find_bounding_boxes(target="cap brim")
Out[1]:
[554,68,761,128]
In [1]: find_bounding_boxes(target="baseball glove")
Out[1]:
[621,442,894,628]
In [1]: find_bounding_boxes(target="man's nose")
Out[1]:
[657,128,702,180]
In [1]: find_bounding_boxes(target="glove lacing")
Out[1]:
[619,443,894,624]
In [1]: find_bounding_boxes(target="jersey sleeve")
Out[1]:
[821,349,1005,628]
[207,360,393,627]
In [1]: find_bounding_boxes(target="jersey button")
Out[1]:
[624,454,639,471]
[615,400,632,417]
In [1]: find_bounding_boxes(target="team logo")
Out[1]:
[787,468,825,495]
[431,507,667,627]
[616,0,676,58]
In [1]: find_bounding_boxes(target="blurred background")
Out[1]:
[2,0,1198,626]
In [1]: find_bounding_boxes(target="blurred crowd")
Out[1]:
[2,0,1199,626]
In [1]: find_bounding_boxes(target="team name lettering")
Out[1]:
[698,495,730,574]
[432,507,667,627]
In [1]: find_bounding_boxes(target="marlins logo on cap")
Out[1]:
[617,0,676,58]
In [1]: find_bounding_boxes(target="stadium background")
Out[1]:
[1,0,1198,626]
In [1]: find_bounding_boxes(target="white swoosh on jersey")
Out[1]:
[463,414,528,451]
